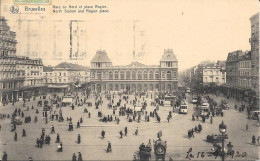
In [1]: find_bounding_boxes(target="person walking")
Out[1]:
[2,151,7,161]
[119,130,123,138]
[210,116,213,124]
[78,152,83,161]
[246,123,249,131]
[22,129,26,137]
[72,153,77,161]
[252,135,256,145]
[77,134,81,144]
[51,125,55,134]
[14,132,17,141]
[101,130,105,139]
[124,126,127,136]
[107,141,112,152]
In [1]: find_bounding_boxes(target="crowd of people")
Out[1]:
[0,88,259,161]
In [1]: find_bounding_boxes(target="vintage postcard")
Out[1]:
[0,0,259,160]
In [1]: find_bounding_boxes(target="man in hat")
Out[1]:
[72,153,77,161]
[124,126,127,136]
[77,134,81,144]
[2,151,7,161]
[107,141,112,152]
[78,152,83,161]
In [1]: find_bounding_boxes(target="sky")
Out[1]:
[0,0,259,71]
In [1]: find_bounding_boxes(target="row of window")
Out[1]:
[45,72,66,77]
[239,70,251,77]
[238,79,251,88]
[91,71,177,80]
[92,83,176,91]
[204,77,225,83]
[2,81,23,89]
[203,70,220,75]
[239,61,251,68]
[46,78,66,83]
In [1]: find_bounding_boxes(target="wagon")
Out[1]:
[206,134,228,143]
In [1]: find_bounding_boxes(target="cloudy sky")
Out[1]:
[1,0,259,71]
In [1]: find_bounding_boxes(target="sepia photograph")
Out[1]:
[0,0,259,160]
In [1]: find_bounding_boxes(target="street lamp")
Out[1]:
[219,121,227,161]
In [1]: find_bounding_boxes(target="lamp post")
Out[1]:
[219,121,227,161]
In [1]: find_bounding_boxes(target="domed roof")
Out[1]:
[91,50,111,63]
[160,49,177,61]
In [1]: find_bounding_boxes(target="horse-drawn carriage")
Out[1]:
[134,134,167,161]
[11,116,22,125]
[137,143,152,161]
[207,134,228,143]
[220,100,229,110]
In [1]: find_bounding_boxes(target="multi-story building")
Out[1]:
[90,49,178,93]
[0,17,45,103]
[249,12,259,105]
[43,63,90,93]
[0,17,19,102]
[196,62,226,88]
[226,50,253,102]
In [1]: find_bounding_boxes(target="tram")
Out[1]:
[179,101,188,114]
[163,94,175,107]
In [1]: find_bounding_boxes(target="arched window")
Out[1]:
[109,84,113,90]
[167,71,171,80]
[115,84,119,91]
[109,71,113,79]
[126,71,130,80]
[143,71,148,80]
[97,72,101,80]
[115,71,119,80]
[155,71,159,80]
[92,72,95,79]
[132,71,136,80]
[149,71,153,80]
[120,71,125,80]
[138,71,142,80]
[161,71,165,79]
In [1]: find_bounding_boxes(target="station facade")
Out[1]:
[90,49,178,93]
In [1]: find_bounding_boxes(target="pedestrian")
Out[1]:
[56,133,60,143]
[36,138,39,147]
[14,132,17,141]
[135,127,138,135]
[51,125,55,134]
[88,112,91,118]
[77,134,81,144]
[77,121,80,128]
[107,141,112,152]
[78,152,83,161]
[2,151,7,161]
[72,153,77,161]
[210,116,213,124]
[124,126,127,136]
[22,129,26,137]
[101,130,105,139]
[252,135,256,145]
[246,123,248,131]
[119,130,123,138]
[191,128,194,138]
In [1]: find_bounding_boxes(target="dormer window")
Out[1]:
[96,62,101,68]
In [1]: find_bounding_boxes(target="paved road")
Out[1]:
[0,92,259,160]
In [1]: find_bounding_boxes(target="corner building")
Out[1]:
[90,49,178,93]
